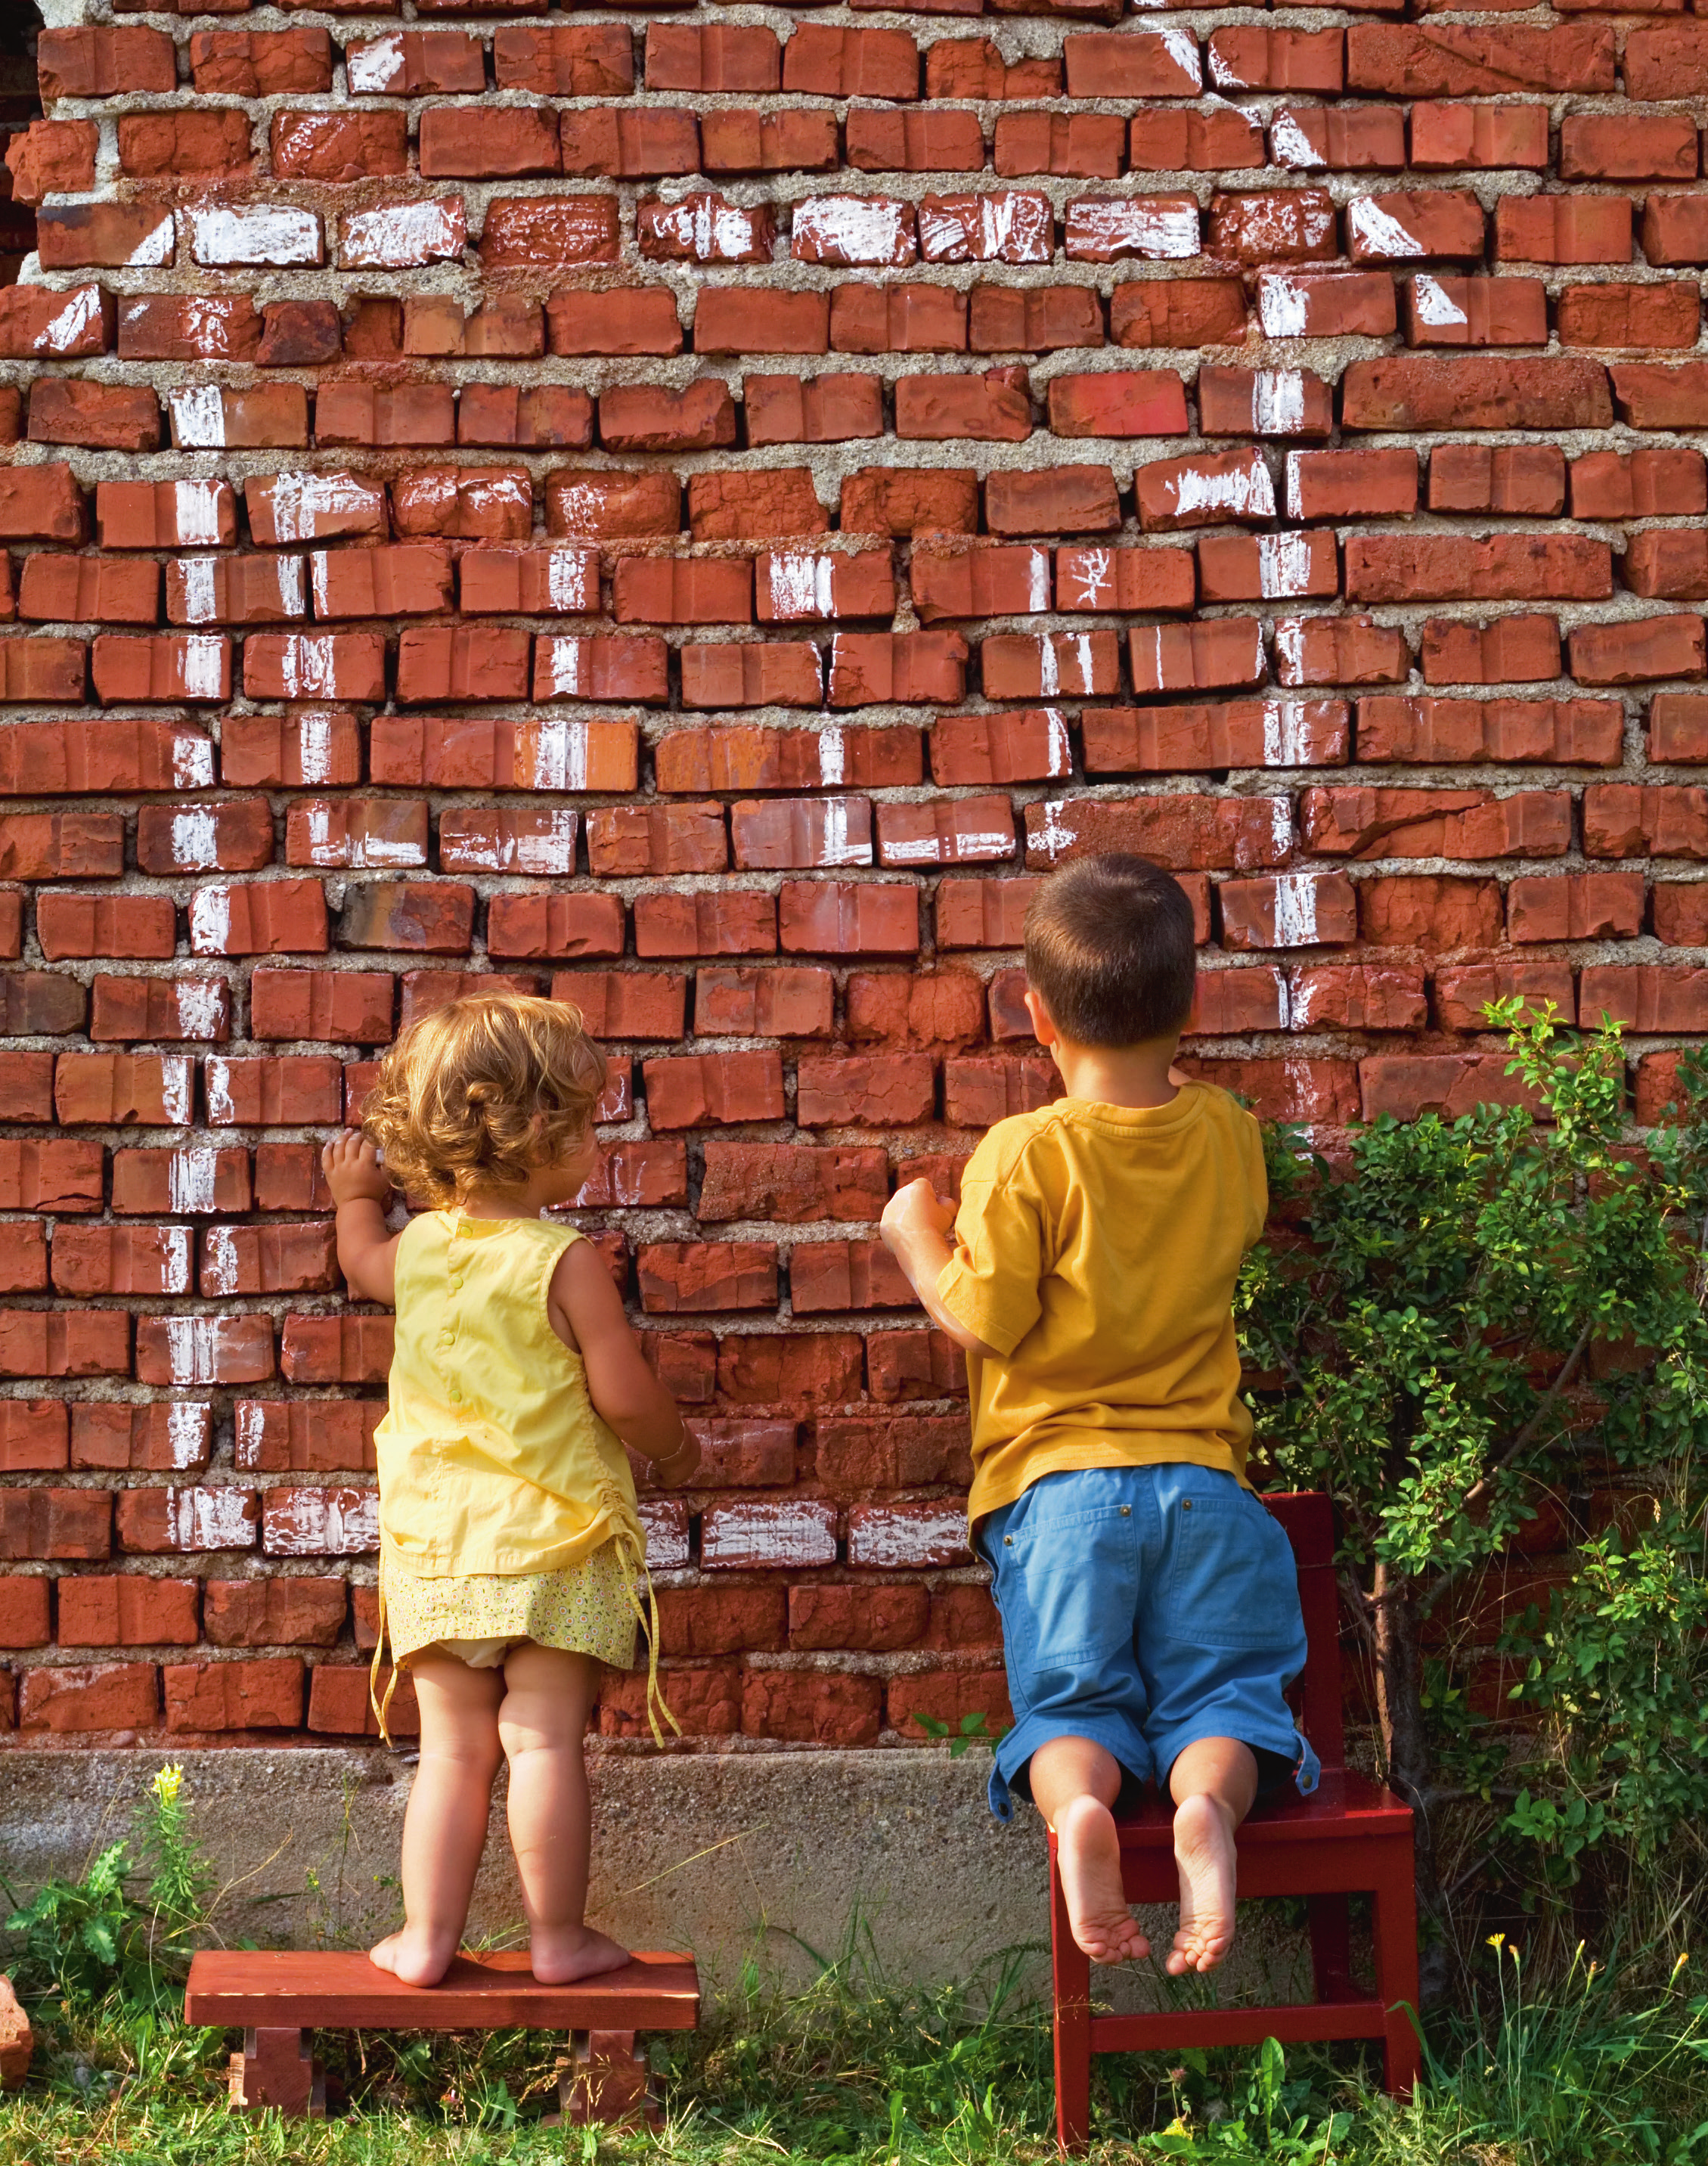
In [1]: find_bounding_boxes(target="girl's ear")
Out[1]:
[1022,985,1059,1046]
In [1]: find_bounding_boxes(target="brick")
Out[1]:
[6,119,97,202]
[1560,284,1700,351]
[1347,533,1607,604]
[912,543,1051,622]
[969,285,1103,355]
[1508,873,1645,946]
[1626,26,1708,98]
[560,108,699,179]
[1126,107,1263,175]
[646,23,779,91]
[494,23,632,92]
[1108,283,1244,354]
[700,111,840,177]
[1343,358,1613,432]
[1421,616,1563,687]
[1585,786,1708,861]
[1496,196,1632,265]
[688,469,826,542]
[204,1578,347,1646]
[993,112,1120,179]
[849,110,985,173]
[1269,107,1403,172]
[636,893,777,957]
[1255,271,1395,343]
[1348,25,1613,97]
[17,1662,157,1733]
[1302,787,1573,861]
[1403,275,1548,349]
[37,203,176,272]
[1570,616,1706,686]
[981,629,1119,700]
[926,40,1060,100]
[829,631,967,706]
[841,468,979,538]
[1427,444,1565,517]
[1409,101,1549,170]
[0,1578,49,1646]
[1088,700,1347,774]
[60,1576,200,1648]
[702,1498,838,1571]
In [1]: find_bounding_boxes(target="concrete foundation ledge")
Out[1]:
[0,1746,1312,2008]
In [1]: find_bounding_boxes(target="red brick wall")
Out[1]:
[0,1,1703,1747]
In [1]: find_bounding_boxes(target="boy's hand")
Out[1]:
[880,1178,956,1255]
[322,1131,390,1208]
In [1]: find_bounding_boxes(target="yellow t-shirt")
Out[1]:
[935,1081,1268,1523]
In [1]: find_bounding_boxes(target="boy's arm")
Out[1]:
[553,1240,699,1480]
[322,1133,403,1305]
[879,1181,1000,1359]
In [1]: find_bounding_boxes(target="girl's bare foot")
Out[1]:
[1055,1793,1150,1965]
[1167,1793,1238,1975]
[529,1926,631,1985]
[369,1929,457,1987]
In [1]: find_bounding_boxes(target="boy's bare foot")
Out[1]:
[369,1929,457,1987]
[1167,1793,1238,1975]
[1055,1793,1150,1965]
[528,1926,631,1985]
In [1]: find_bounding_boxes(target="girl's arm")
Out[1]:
[322,1133,402,1305]
[553,1240,699,1479]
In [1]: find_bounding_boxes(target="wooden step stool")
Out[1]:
[183,1949,699,2125]
[1047,1493,1421,2151]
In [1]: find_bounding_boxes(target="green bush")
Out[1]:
[3,1764,214,2010]
[1239,1004,1708,1975]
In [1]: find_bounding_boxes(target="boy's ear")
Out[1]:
[1022,985,1059,1046]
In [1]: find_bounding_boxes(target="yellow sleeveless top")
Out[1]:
[375,1209,641,1576]
[368,1209,674,1743]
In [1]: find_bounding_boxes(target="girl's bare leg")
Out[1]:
[1029,1735,1152,1965]
[370,1650,505,1987]
[1166,1737,1260,1976]
[498,1642,629,1984]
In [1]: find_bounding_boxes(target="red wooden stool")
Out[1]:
[1046,1491,1420,2151]
[184,1948,699,2126]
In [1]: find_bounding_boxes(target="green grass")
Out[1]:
[8,1939,1708,2165]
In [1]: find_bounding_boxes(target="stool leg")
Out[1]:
[1049,1833,1093,2155]
[1307,1894,1356,2003]
[561,2029,657,2129]
[228,2028,324,2116]
[1372,1852,1422,2097]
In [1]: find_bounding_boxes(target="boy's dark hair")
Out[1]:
[1023,854,1197,1046]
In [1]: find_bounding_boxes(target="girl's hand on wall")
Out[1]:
[324,1131,392,1207]
[649,1432,702,1488]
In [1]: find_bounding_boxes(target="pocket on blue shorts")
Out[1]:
[1161,1485,1303,1652]
[997,1482,1140,1671]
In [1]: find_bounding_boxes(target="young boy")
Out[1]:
[880,852,1318,1975]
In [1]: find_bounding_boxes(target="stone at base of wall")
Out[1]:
[0,1746,1313,2012]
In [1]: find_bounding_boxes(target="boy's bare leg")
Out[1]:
[498,1642,631,1984]
[1029,1736,1151,1965]
[371,1650,505,1986]
[1166,1737,1259,1976]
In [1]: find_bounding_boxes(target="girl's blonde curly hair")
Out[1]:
[361,993,607,1206]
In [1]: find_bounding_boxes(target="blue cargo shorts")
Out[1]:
[978,1463,1322,1821]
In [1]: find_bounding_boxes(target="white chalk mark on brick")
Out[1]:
[185,203,321,268]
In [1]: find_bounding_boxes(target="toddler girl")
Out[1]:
[321,991,699,1989]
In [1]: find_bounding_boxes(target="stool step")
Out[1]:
[184,1949,699,2033]
[1089,2000,1389,2054]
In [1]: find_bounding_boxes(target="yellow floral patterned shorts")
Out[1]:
[382,1538,637,1674]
